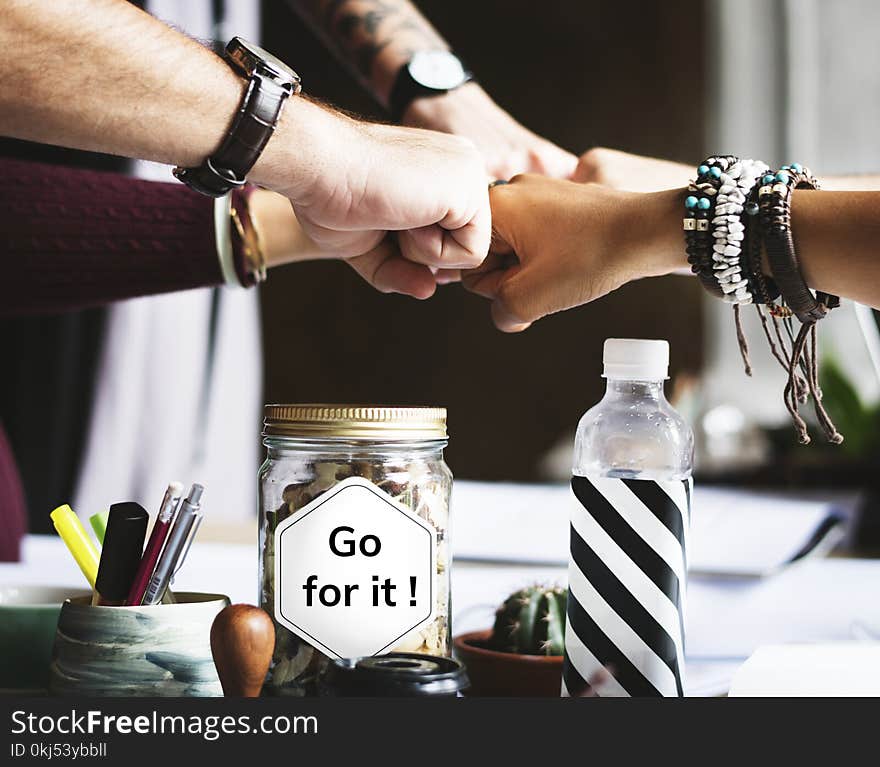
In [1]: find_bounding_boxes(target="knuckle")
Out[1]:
[494,161,521,182]
[577,147,611,181]
[496,279,535,323]
[507,172,534,187]
[526,147,549,173]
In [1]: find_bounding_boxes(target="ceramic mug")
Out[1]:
[0,584,91,693]
[49,592,229,697]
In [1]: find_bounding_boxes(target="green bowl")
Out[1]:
[0,585,91,693]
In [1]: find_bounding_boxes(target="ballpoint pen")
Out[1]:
[125,481,184,606]
[50,504,100,588]
[142,484,204,606]
[92,502,149,606]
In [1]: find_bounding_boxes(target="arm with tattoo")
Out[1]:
[291,0,447,107]
[291,0,577,178]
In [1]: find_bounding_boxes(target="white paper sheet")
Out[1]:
[687,559,880,658]
[687,487,844,576]
[729,643,880,696]
[451,480,846,576]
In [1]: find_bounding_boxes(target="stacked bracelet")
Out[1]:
[683,156,842,445]
[684,155,767,303]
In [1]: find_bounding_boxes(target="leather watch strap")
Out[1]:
[389,66,435,123]
[174,73,292,197]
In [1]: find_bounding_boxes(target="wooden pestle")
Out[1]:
[210,604,275,697]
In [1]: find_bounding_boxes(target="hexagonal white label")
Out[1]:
[274,476,437,659]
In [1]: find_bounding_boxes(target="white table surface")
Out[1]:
[16,535,880,696]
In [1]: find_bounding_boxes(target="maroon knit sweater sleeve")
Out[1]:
[0,158,226,315]
[0,423,25,562]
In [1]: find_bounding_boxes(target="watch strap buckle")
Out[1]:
[173,158,246,198]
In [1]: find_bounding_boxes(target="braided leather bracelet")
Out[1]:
[741,181,780,305]
[757,164,839,323]
[756,163,842,444]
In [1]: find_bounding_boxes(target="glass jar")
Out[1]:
[258,405,452,697]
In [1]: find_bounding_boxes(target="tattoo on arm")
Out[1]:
[292,0,447,86]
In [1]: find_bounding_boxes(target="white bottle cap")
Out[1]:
[602,338,669,381]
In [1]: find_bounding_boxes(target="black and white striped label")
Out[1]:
[562,475,691,697]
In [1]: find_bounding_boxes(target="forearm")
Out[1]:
[790,191,880,307]
[0,0,246,167]
[290,0,447,106]
[0,0,329,200]
[579,150,880,195]
[634,188,880,308]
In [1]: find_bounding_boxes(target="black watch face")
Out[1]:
[227,38,300,86]
[408,51,469,90]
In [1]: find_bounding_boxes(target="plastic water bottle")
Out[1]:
[562,338,694,697]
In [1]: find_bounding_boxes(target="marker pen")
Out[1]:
[50,504,100,588]
[92,502,148,606]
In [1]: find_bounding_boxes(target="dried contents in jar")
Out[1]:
[258,405,452,696]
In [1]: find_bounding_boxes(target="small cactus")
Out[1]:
[488,584,567,656]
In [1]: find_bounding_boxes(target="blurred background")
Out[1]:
[261,0,880,493]
[260,0,705,482]
[4,0,880,536]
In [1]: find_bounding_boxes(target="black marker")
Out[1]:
[92,502,148,606]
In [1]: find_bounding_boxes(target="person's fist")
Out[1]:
[463,174,684,331]
[252,98,491,298]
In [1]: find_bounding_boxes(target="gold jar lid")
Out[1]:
[263,404,447,440]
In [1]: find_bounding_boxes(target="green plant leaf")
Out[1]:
[819,357,870,455]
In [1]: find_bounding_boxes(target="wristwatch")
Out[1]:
[389,50,473,122]
[174,37,302,197]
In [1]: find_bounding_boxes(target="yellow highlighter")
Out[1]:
[50,504,100,588]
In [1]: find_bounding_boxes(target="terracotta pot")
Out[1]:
[453,630,563,697]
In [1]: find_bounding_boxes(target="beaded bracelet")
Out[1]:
[710,158,769,304]
[684,155,738,298]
